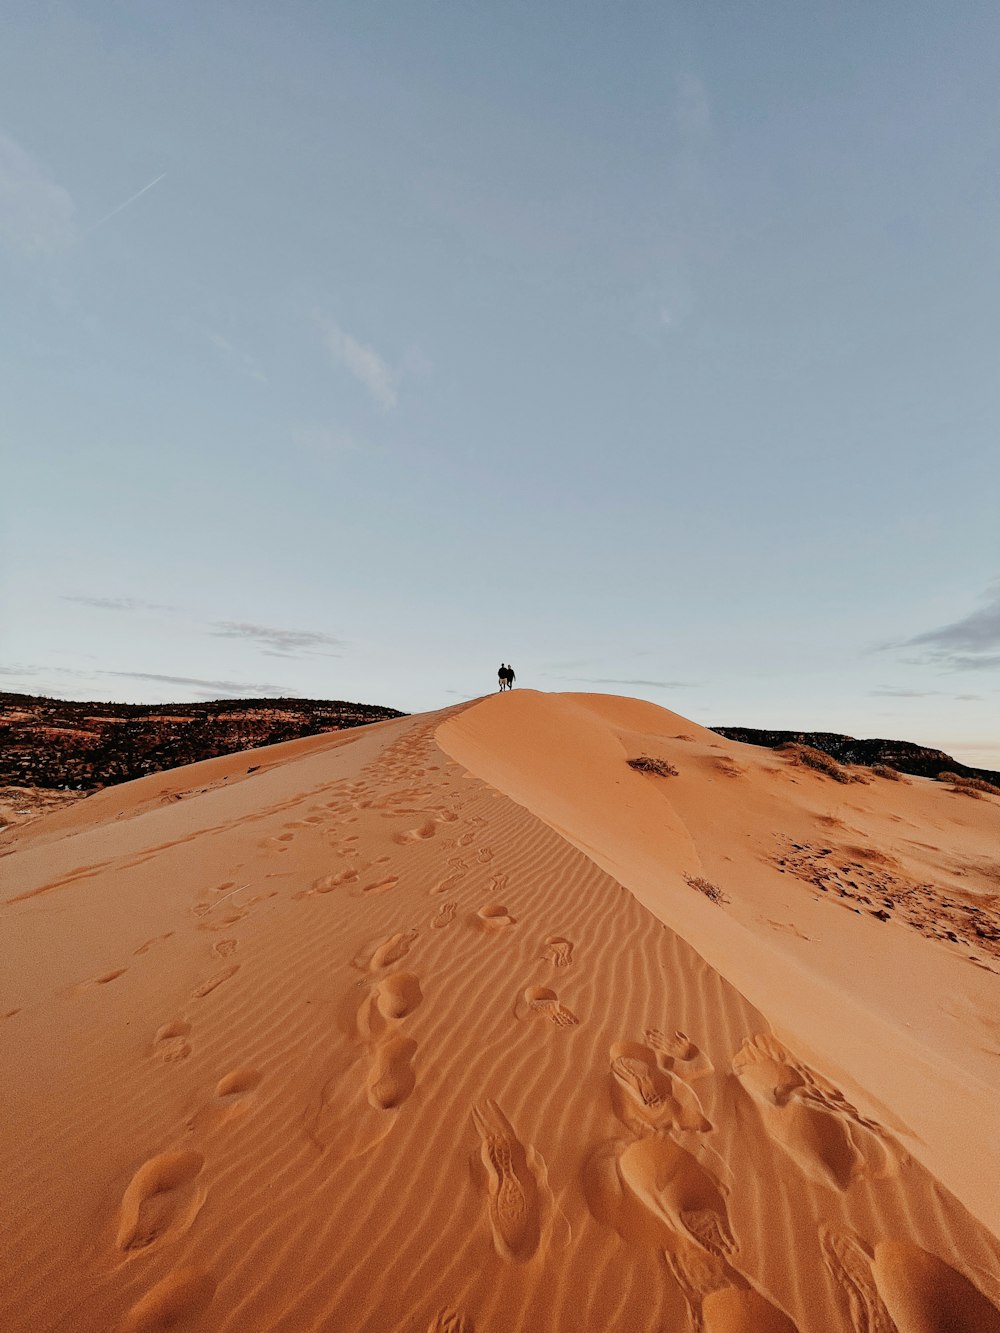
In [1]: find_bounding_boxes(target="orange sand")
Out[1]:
[1,691,999,1332]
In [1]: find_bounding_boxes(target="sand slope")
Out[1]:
[2,691,999,1332]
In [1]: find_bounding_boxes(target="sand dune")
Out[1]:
[2,691,999,1331]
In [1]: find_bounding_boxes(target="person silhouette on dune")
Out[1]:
[505,664,515,690]
[498,664,507,692]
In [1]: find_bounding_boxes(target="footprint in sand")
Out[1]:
[121,1267,216,1333]
[872,1239,1000,1331]
[820,1228,895,1333]
[477,847,494,864]
[212,939,238,959]
[732,1034,898,1189]
[822,1228,1000,1333]
[215,1068,261,1103]
[93,968,127,985]
[153,1021,191,1063]
[432,871,464,896]
[701,1288,799,1332]
[428,1311,472,1333]
[313,867,359,893]
[362,875,400,895]
[192,964,240,999]
[432,901,457,928]
[471,1100,541,1263]
[395,819,437,844]
[198,906,249,932]
[541,936,574,967]
[523,985,579,1028]
[367,1035,417,1109]
[368,930,419,971]
[610,1042,711,1133]
[645,1028,714,1082]
[585,1138,734,1292]
[259,834,292,852]
[375,972,423,1020]
[477,903,516,930]
[618,1134,735,1261]
[116,1151,206,1251]
[134,932,174,956]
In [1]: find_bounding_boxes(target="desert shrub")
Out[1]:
[685,875,729,905]
[778,743,852,784]
[939,771,999,798]
[872,764,904,781]
[628,755,678,778]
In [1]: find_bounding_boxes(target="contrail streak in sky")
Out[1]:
[94,172,167,227]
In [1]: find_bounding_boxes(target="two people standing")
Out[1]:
[497,663,516,692]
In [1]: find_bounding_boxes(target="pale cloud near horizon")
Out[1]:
[318,315,398,410]
[546,675,696,690]
[101,669,293,696]
[871,685,984,700]
[62,594,176,613]
[898,581,1000,672]
[61,595,346,660]
[0,130,76,256]
[210,621,347,658]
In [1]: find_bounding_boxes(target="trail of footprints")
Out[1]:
[113,736,1000,1331]
[119,927,262,1327]
[323,746,1000,1330]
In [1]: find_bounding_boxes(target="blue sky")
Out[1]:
[2,2,998,766]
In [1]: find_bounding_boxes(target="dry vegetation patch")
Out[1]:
[872,764,905,782]
[685,875,729,905]
[627,756,678,778]
[938,772,1000,799]
[778,743,868,784]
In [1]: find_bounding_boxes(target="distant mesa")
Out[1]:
[0,691,405,827]
[711,726,1000,789]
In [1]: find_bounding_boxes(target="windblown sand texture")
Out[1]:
[2,691,1000,1331]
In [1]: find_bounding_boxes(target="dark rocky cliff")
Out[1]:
[0,693,405,793]
[710,726,1000,787]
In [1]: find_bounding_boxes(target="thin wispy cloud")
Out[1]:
[870,686,938,699]
[62,594,174,612]
[895,581,1000,672]
[0,131,76,256]
[101,670,292,697]
[550,676,695,690]
[59,596,345,662]
[318,315,398,410]
[210,621,347,658]
[93,172,166,228]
